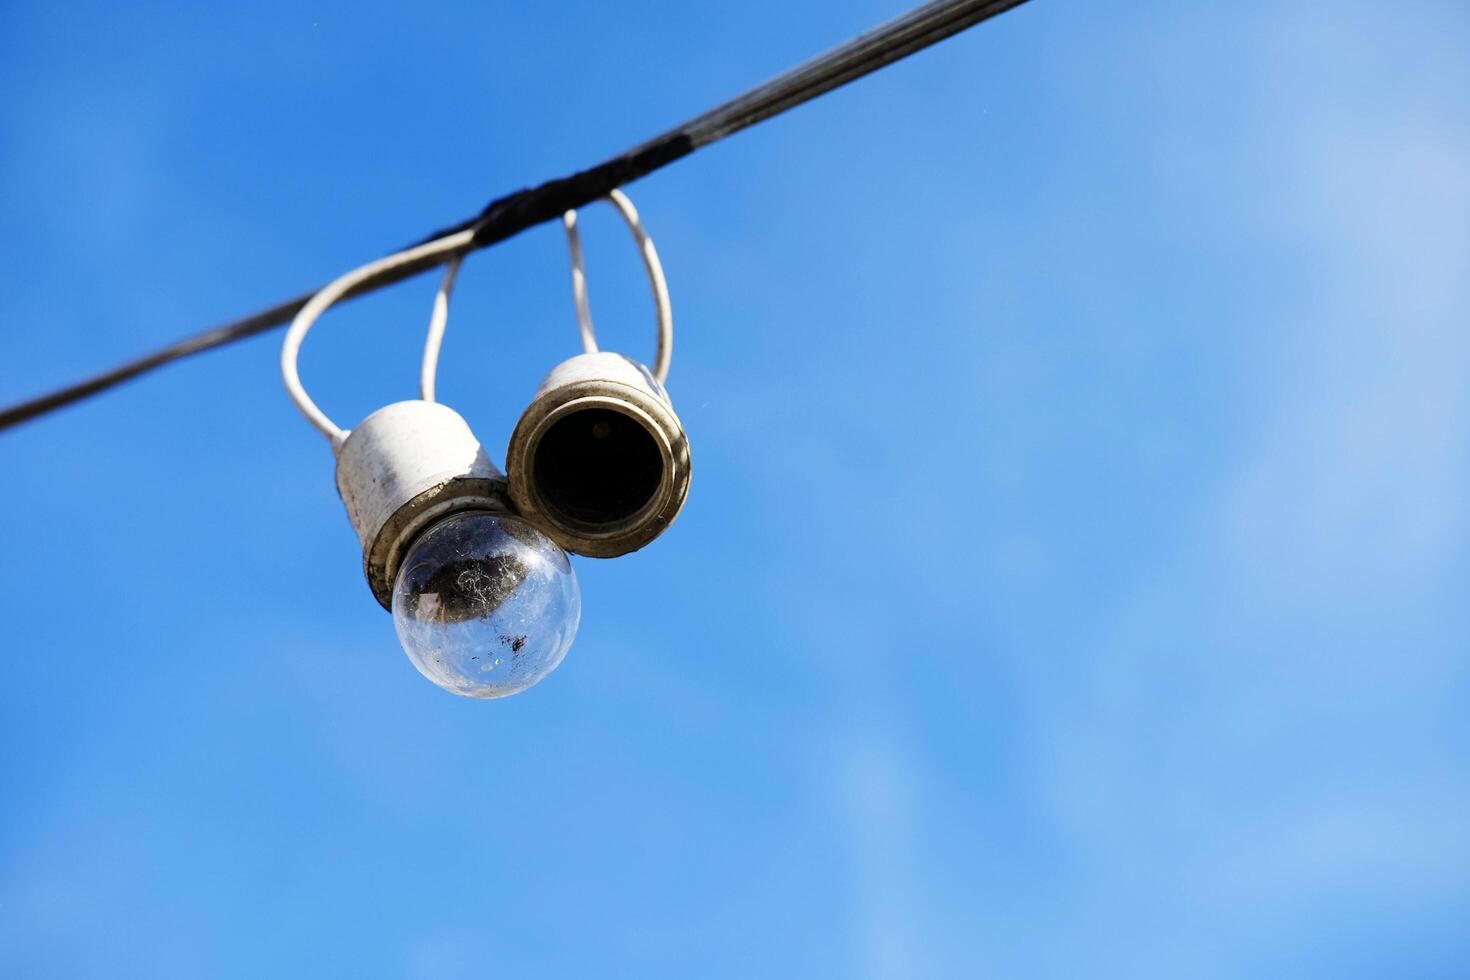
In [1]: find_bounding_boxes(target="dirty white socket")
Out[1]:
[334,400,512,608]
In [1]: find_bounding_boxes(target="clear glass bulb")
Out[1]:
[392,510,580,698]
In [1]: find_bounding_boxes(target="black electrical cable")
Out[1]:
[0,0,1031,432]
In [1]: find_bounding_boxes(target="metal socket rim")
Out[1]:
[363,477,510,610]
[507,388,690,558]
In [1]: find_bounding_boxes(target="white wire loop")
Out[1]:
[280,229,475,449]
[562,188,673,384]
[283,188,669,448]
[419,254,463,404]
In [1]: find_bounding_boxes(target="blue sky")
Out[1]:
[2,1,1468,976]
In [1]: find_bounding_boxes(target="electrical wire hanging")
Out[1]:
[562,189,673,385]
[419,255,464,404]
[281,230,475,447]
[0,0,1033,433]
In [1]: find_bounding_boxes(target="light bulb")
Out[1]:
[392,510,581,698]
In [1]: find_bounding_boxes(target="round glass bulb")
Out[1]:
[392,510,580,698]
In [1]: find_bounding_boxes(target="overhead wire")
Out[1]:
[0,0,1032,432]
